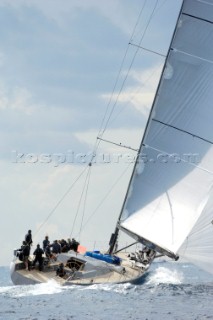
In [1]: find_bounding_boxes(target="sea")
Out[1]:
[0,261,213,320]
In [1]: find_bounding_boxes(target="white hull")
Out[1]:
[10,251,150,286]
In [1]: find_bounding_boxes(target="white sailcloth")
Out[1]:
[120,0,213,272]
[179,187,213,274]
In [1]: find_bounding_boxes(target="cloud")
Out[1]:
[0,0,143,36]
[0,2,159,163]
[0,84,37,114]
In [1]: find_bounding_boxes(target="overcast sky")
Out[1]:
[0,0,182,266]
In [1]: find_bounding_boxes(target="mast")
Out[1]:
[108,0,184,255]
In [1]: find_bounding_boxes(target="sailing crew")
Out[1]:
[43,235,50,251]
[56,263,66,278]
[67,238,72,249]
[45,244,55,260]
[140,246,155,264]
[60,239,69,252]
[32,244,44,271]
[25,230,33,247]
[70,238,79,252]
[20,241,31,271]
[50,240,61,254]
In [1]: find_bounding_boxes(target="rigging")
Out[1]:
[69,165,92,240]
[97,136,139,152]
[129,42,166,57]
[98,0,160,140]
[34,165,89,240]
[36,0,163,246]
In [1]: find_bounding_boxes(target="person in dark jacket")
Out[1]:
[32,244,44,271]
[50,240,61,254]
[60,239,69,252]
[56,263,66,278]
[25,230,33,254]
[45,244,56,260]
[43,235,50,251]
[20,241,31,270]
[70,238,79,252]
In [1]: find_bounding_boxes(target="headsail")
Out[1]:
[120,0,213,272]
[179,187,213,274]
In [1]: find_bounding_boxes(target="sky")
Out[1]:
[0,0,182,266]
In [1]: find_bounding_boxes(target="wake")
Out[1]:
[146,266,184,285]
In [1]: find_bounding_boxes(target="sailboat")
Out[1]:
[11,0,213,285]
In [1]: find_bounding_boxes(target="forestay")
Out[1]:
[120,0,213,274]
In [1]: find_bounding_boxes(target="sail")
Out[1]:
[120,0,213,264]
[179,187,213,274]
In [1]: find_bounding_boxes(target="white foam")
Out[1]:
[0,286,14,294]
[15,280,64,297]
[81,282,134,295]
[113,283,134,294]
[147,266,183,285]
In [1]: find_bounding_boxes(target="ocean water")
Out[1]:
[0,261,213,320]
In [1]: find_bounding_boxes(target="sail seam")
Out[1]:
[171,48,213,65]
[182,12,213,25]
[197,0,213,7]
[152,118,213,145]
[142,143,213,175]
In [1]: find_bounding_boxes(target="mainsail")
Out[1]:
[120,0,213,273]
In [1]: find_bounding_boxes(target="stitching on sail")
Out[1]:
[152,119,213,145]
[171,48,213,65]
[197,0,213,6]
[142,144,213,175]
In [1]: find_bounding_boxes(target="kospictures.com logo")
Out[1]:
[11,150,200,167]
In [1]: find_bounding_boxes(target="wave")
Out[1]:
[146,266,184,286]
